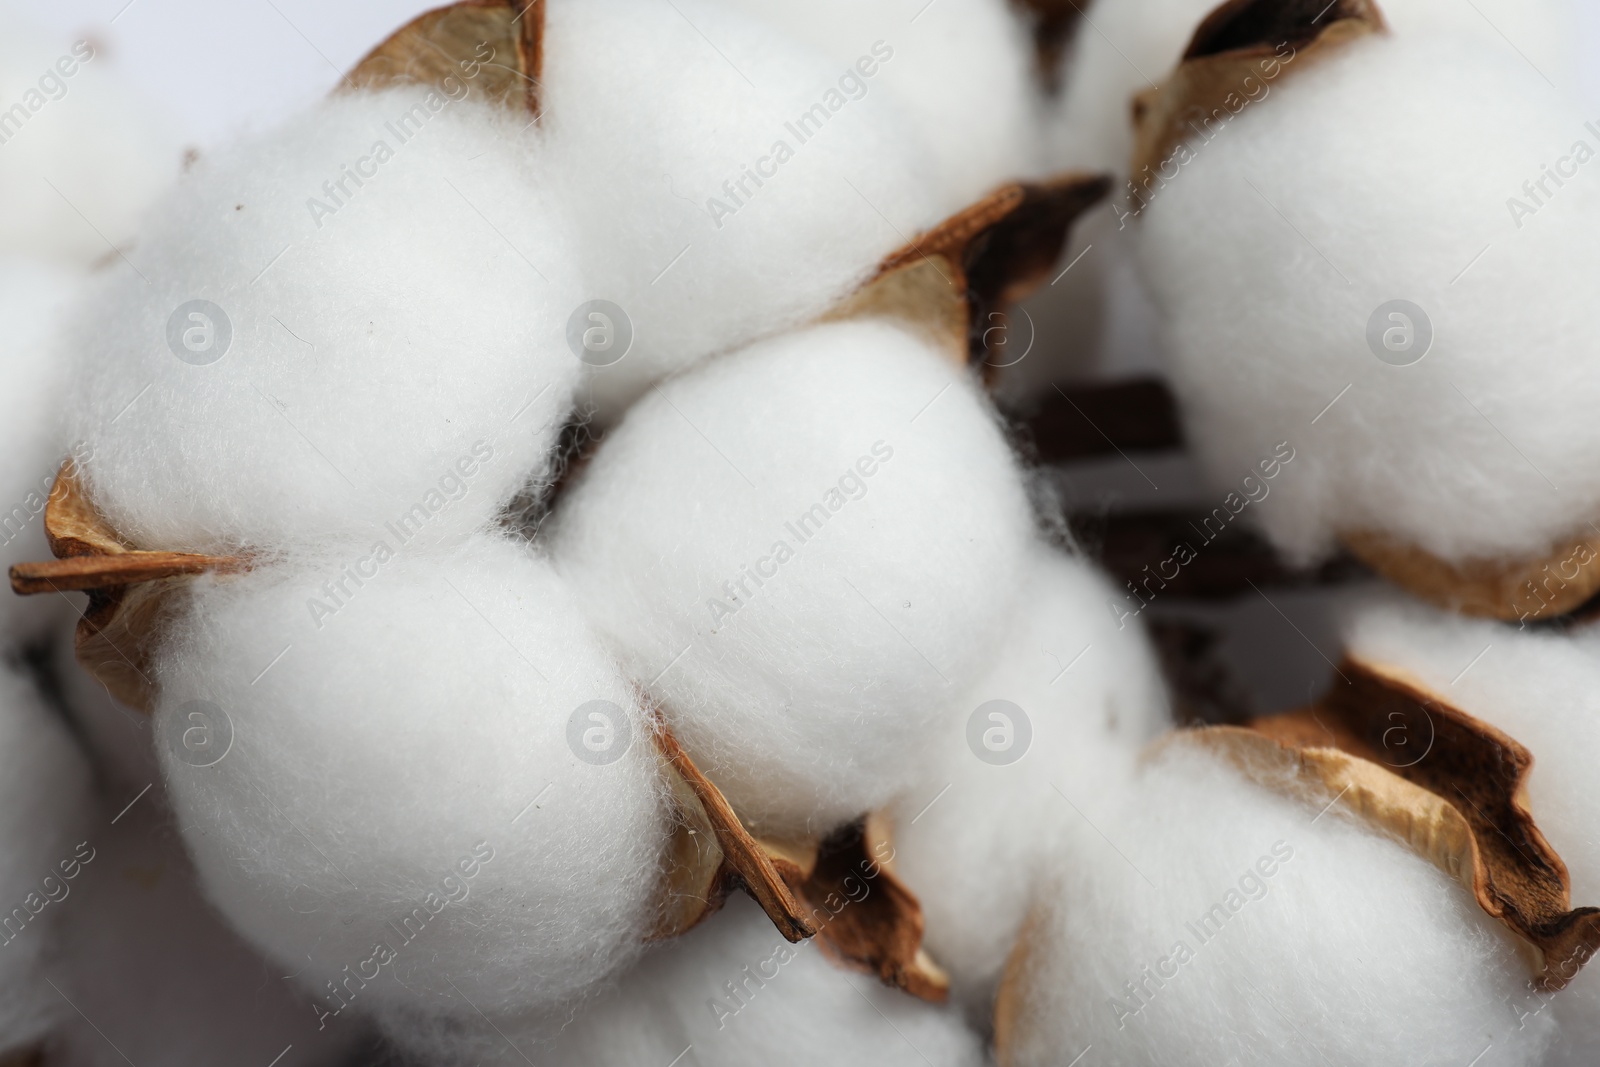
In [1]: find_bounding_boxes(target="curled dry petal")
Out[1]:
[1008,0,1087,93]
[648,710,818,944]
[826,173,1110,373]
[1129,0,1385,181]
[793,814,951,1002]
[346,0,546,117]
[648,717,950,1002]
[9,464,247,712]
[1217,656,1600,988]
[1341,528,1600,623]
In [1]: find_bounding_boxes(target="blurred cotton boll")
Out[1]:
[0,255,79,646]
[152,536,672,1026]
[47,779,366,1067]
[0,5,182,267]
[0,665,95,1058]
[386,895,987,1067]
[890,542,1174,1021]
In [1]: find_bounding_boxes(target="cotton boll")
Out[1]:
[153,535,670,1022]
[1001,740,1554,1067]
[1341,597,1600,1064]
[542,0,940,422]
[386,895,986,1067]
[67,87,583,557]
[889,542,1173,1018]
[1137,34,1600,566]
[0,664,94,1057]
[710,0,1042,207]
[1045,0,1576,177]
[552,318,1033,837]
[48,779,364,1067]
[0,9,182,267]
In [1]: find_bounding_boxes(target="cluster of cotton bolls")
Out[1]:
[11,0,1600,1063]
[15,0,1069,1063]
[930,0,1600,1064]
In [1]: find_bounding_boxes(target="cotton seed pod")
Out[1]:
[995,736,1557,1067]
[889,541,1173,1019]
[1047,0,1575,178]
[1342,596,1600,1065]
[1129,0,1600,621]
[152,536,673,1022]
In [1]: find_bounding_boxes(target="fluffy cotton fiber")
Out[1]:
[48,778,364,1067]
[1342,597,1600,1066]
[1001,738,1554,1067]
[552,318,1033,837]
[154,535,670,1024]
[387,895,986,1067]
[541,0,940,421]
[0,664,94,1057]
[0,7,181,267]
[1136,33,1600,566]
[67,86,583,557]
[889,541,1173,1018]
[711,0,1042,209]
[0,256,78,645]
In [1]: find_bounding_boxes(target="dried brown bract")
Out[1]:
[1197,656,1600,988]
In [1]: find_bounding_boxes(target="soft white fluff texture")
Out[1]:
[552,318,1033,837]
[1003,740,1554,1067]
[386,895,986,1067]
[1046,0,1224,175]
[0,665,93,1056]
[0,7,181,266]
[66,87,582,557]
[1137,34,1600,565]
[1046,0,1576,178]
[711,0,1042,208]
[154,536,669,1019]
[889,542,1173,1018]
[0,256,77,644]
[1342,597,1600,1065]
[49,780,363,1067]
[542,0,940,421]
